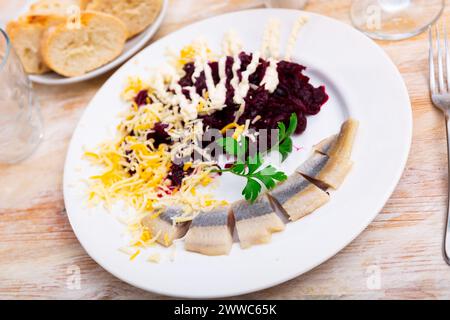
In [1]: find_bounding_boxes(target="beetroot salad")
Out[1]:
[178,52,328,134]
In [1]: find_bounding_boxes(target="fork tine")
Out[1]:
[437,25,446,93]
[430,26,437,94]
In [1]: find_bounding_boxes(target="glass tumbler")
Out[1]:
[0,28,43,164]
[351,0,445,40]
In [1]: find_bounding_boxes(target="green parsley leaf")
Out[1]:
[278,121,286,139]
[279,138,293,162]
[242,178,262,203]
[275,113,297,162]
[286,113,298,137]
[247,153,263,174]
[254,165,288,190]
[231,163,246,175]
[236,137,248,163]
[215,114,296,203]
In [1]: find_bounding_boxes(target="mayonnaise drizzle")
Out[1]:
[171,75,199,121]
[204,56,228,111]
[261,58,279,93]
[285,16,308,61]
[191,57,204,83]
[150,66,174,105]
[222,29,243,56]
[234,51,261,105]
[268,19,281,59]
[261,18,281,59]
[150,64,199,121]
[230,54,242,98]
[190,37,210,84]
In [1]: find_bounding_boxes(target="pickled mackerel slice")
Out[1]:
[268,173,330,221]
[296,152,353,190]
[141,207,190,247]
[184,208,234,256]
[231,196,285,249]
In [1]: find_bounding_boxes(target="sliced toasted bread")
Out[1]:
[85,0,162,39]
[6,15,66,74]
[28,0,89,16]
[41,11,127,77]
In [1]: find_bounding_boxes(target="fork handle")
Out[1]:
[444,116,450,265]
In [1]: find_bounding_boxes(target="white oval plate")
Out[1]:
[63,9,412,298]
[2,0,168,85]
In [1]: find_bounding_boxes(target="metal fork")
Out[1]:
[429,24,450,265]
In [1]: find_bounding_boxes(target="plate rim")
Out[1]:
[63,8,413,298]
[27,0,169,86]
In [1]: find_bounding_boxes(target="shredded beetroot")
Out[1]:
[124,149,136,176]
[178,52,328,134]
[167,162,194,187]
[167,163,184,187]
[146,122,171,147]
[134,90,149,106]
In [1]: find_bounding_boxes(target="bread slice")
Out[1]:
[28,0,89,16]
[85,0,162,39]
[6,15,66,74]
[41,11,127,77]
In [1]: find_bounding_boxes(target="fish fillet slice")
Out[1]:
[313,119,359,158]
[313,134,337,155]
[184,208,234,256]
[141,208,190,247]
[231,197,285,249]
[327,118,359,159]
[269,173,330,221]
[296,152,353,190]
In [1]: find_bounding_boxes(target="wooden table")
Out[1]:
[1,0,450,300]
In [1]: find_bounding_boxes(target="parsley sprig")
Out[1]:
[215,113,298,203]
[275,113,298,162]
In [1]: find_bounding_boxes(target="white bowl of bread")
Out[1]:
[5,0,167,85]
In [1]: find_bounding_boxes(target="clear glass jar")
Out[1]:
[0,28,43,164]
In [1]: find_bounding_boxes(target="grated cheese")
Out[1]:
[130,249,141,261]
[147,253,161,263]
